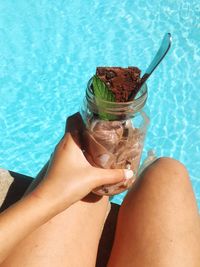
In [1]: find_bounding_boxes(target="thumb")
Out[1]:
[92,168,134,187]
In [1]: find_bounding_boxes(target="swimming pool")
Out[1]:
[0,0,199,208]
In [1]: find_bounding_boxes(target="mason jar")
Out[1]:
[80,78,150,196]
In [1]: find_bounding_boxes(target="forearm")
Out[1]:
[0,191,59,263]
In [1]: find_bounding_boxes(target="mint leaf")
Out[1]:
[92,75,116,120]
[92,75,115,102]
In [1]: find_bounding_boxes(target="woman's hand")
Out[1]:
[0,115,133,263]
[33,132,133,213]
[0,114,134,263]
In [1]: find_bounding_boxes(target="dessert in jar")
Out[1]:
[81,67,150,196]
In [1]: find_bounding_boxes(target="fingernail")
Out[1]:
[124,169,133,179]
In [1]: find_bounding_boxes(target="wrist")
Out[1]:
[27,189,60,220]
[30,181,71,216]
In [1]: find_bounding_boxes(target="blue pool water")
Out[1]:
[0,0,199,208]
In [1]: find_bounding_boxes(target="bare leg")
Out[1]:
[1,163,110,267]
[108,157,200,267]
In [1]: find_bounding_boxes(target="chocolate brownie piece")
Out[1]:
[96,67,141,102]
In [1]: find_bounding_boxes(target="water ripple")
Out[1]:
[0,0,199,208]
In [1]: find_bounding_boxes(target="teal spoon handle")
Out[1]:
[129,33,172,99]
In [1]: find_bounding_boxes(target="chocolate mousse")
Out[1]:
[96,67,141,101]
[87,119,144,195]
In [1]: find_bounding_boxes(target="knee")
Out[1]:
[141,157,190,187]
[154,157,188,174]
[124,157,194,211]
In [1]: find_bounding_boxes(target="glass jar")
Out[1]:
[81,78,150,196]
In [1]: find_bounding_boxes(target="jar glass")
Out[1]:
[81,78,150,196]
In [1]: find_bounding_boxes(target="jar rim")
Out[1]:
[85,78,148,119]
[86,78,148,107]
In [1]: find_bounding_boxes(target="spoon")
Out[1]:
[129,33,172,99]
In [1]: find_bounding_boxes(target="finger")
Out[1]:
[65,113,87,152]
[93,168,134,187]
[66,112,86,133]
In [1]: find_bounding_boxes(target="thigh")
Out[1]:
[108,158,200,267]
[1,195,110,267]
